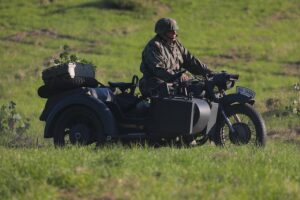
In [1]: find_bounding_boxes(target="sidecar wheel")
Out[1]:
[214,103,266,147]
[53,106,105,147]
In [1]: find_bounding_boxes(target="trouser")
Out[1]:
[139,77,205,98]
[139,77,169,97]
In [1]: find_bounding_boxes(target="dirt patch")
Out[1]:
[258,9,300,27]
[4,29,57,43]
[219,48,253,62]
[283,61,300,76]
[203,55,231,69]
[204,50,253,69]
[3,28,98,46]
[3,28,116,57]
[269,11,300,21]
[267,128,300,144]
[96,26,139,37]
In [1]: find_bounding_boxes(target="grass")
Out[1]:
[1,141,300,200]
[0,0,299,129]
[0,0,300,199]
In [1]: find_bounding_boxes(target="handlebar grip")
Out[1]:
[230,74,239,80]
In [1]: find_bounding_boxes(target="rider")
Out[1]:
[139,17,214,97]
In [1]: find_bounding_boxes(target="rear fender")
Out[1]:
[44,94,117,138]
[220,93,255,106]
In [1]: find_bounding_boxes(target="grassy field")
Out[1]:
[1,142,300,200]
[0,0,300,199]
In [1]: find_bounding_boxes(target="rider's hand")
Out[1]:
[180,73,190,82]
[206,71,217,80]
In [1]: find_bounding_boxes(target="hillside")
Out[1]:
[1,0,299,138]
[0,0,299,135]
[0,0,300,199]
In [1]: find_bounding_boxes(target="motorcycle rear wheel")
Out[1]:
[214,103,266,147]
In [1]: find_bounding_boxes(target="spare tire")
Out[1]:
[48,77,98,90]
[38,77,99,98]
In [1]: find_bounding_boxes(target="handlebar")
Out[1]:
[205,72,239,100]
[229,74,239,80]
[148,70,239,99]
[209,72,239,82]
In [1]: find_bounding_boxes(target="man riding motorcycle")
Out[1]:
[139,17,214,97]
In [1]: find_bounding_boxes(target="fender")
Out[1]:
[220,93,255,106]
[43,92,118,138]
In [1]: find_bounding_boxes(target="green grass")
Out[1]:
[0,0,299,134]
[1,141,300,200]
[0,0,300,199]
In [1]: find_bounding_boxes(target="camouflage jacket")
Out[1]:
[140,35,212,82]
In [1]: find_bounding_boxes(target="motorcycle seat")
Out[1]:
[108,82,133,93]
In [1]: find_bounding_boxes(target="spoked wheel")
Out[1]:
[53,106,105,147]
[214,103,266,147]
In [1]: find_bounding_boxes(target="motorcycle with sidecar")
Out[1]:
[38,63,266,147]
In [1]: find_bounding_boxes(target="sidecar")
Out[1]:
[39,64,217,146]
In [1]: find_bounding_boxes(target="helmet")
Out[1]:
[154,18,179,34]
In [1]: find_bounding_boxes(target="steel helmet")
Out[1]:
[154,18,179,34]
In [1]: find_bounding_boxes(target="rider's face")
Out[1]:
[165,30,177,42]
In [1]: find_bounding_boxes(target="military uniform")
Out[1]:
[139,34,212,96]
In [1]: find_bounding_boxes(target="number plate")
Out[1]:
[236,86,255,98]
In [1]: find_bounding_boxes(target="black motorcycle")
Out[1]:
[39,67,266,147]
[194,72,266,146]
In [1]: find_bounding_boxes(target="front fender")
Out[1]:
[220,93,255,106]
[44,94,117,138]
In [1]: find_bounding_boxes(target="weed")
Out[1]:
[286,83,300,116]
[52,45,97,69]
[0,101,30,136]
[0,101,32,147]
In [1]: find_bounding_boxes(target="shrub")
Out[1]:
[53,45,96,69]
[0,101,30,136]
[102,0,141,10]
[101,0,161,11]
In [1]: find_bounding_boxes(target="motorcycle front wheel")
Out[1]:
[214,103,266,147]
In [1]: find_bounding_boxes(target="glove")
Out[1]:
[180,73,190,82]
